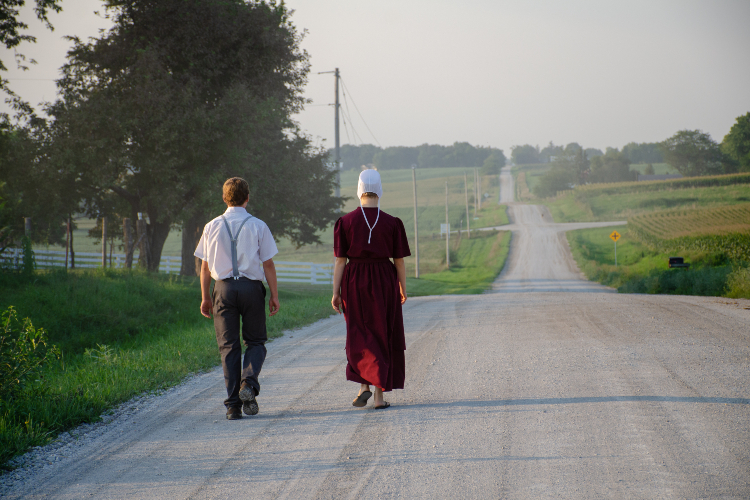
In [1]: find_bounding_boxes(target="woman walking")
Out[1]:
[332,169,410,409]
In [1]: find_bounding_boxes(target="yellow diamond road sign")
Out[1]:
[610,231,621,242]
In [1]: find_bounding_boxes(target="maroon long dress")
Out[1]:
[334,207,411,391]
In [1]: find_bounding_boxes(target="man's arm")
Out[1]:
[200,260,212,318]
[262,258,280,316]
[394,258,407,304]
[331,257,347,314]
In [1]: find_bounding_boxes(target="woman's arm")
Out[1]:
[394,258,407,304]
[331,257,347,313]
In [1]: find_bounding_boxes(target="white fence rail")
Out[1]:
[0,249,333,284]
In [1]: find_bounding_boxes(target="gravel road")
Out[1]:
[3,170,749,499]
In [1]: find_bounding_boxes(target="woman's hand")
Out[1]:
[332,293,344,314]
[394,258,407,305]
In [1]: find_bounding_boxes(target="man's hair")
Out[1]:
[223,177,250,206]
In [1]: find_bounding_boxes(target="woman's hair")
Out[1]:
[361,192,379,199]
[223,177,250,206]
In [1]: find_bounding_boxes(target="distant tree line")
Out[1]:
[0,0,342,273]
[518,112,750,198]
[334,142,506,174]
[511,141,663,166]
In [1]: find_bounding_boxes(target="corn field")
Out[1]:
[628,203,750,262]
[574,172,750,200]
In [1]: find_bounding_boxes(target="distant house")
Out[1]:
[637,173,683,182]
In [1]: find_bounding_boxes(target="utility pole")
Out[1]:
[464,170,470,239]
[319,68,341,200]
[473,168,478,218]
[445,181,450,269]
[411,165,419,278]
[477,168,482,211]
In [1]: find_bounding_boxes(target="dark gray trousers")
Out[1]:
[212,278,267,409]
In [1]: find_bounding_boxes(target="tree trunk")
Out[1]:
[147,220,172,272]
[180,214,205,276]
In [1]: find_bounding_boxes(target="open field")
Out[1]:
[546,173,750,223]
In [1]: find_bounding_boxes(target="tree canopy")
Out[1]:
[659,130,730,177]
[41,0,340,272]
[589,149,636,183]
[621,142,663,164]
[510,144,540,165]
[721,112,750,173]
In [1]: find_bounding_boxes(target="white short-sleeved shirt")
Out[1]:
[194,207,278,281]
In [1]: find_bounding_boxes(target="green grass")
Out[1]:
[406,230,511,295]
[566,226,749,297]
[0,269,332,468]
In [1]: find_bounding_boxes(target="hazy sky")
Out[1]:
[3,0,749,154]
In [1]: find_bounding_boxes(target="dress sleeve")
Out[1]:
[392,218,411,259]
[333,217,349,258]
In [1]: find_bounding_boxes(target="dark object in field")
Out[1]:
[668,257,690,269]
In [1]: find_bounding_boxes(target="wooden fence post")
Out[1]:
[101,216,107,268]
[123,218,133,269]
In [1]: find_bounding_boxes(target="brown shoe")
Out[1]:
[226,407,242,420]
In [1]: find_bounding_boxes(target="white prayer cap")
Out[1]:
[357,169,383,198]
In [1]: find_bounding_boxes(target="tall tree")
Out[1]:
[481,151,506,175]
[510,144,540,165]
[47,0,340,272]
[659,130,730,177]
[0,118,78,251]
[721,112,750,173]
[589,149,635,183]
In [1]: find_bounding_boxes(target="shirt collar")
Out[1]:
[224,206,249,216]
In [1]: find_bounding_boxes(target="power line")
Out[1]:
[340,89,364,145]
[339,77,381,147]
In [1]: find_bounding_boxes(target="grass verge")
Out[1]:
[0,270,331,468]
[566,226,749,297]
[407,230,510,295]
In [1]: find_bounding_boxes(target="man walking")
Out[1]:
[195,177,280,420]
